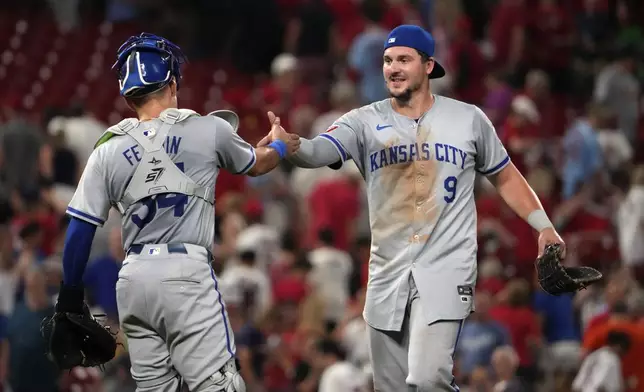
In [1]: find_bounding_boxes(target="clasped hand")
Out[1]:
[257,111,300,156]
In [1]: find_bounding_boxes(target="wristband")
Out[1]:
[267,140,287,159]
[527,209,554,232]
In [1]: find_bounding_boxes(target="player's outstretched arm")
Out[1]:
[489,162,565,256]
[246,115,300,176]
[257,114,345,169]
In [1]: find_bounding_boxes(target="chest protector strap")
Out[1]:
[115,109,214,214]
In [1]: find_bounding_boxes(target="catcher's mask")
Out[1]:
[112,33,187,98]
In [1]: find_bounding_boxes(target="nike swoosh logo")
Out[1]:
[376,124,393,131]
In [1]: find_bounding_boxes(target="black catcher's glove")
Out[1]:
[41,284,117,369]
[536,244,603,296]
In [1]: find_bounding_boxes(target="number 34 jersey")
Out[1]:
[322,95,510,330]
[66,108,256,250]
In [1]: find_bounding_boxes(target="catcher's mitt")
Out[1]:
[536,243,603,296]
[41,293,117,369]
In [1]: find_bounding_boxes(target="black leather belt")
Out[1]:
[127,243,188,256]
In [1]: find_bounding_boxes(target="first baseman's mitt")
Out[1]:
[536,244,603,296]
[41,285,117,369]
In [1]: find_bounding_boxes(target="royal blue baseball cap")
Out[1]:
[384,25,446,79]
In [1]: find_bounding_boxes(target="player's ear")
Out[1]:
[169,78,178,98]
[426,58,435,78]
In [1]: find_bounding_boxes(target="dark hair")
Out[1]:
[318,228,334,245]
[293,253,312,272]
[19,221,42,240]
[611,301,629,315]
[316,338,346,360]
[606,330,632,352]
[281,230,298,251]
[126,83,171,109]
[239,250,256,264]
[416,50,430,63]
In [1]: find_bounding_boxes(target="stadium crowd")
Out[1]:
[0,0,643,391]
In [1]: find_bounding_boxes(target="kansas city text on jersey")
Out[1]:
[369,142,468,172]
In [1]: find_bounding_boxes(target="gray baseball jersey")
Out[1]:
[320,95,509,331]
[66,108,256,249]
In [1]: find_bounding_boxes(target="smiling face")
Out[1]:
[383,46,433,103]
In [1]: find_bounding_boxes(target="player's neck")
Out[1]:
[137,102,172,122]
[391,90,435,119]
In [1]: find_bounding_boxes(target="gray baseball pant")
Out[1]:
[116,244,238,392]
[367,277,464,392]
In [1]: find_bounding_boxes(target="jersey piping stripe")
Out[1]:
[209,265,235,357]
[319,133,348,162]
[236,147,257,174]
[477,155,510,175]
[450,319,465,391]
[66,207,105,226]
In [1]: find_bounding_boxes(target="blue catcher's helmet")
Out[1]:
[112,33,187,98]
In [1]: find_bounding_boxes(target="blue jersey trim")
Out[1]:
[209,265,235,358]
[236,147,257,174]
[66,207,105,226]
[477,155,510,176]
[319,133,348,162]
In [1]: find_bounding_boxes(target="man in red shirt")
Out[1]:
[489,278,542,388]
[306,163,362,251]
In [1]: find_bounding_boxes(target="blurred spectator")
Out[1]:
[581,300,644,391]
[456,290,509,382]
[491,345,525,392]
[448,15,486,105]
[83,227,124,322]
[616,165,644,270]
[306,162,363,251]
[334,288,369,372]
[476,257,506,296]
[347,0,389,105]
[308,228,353,323]
[235,204,281,273]
[261,53,313,132]
[483,71,515,129]
[0,110,48,193]
[273,254,312,305]
[576,0,613,57]
[573,330,631,392]
[561,104,605,201]
[502,95,541,173]
[313,338,369,392]
[11,184,58,258]
[529,0,574,93]
[220,250,273,324]
[46,103,106,176]
[488,0,527,79]
[213,210,247,266]
[597,112,634,173]
[489,278,542,389]
[584,269,634,331]
[309,79,359,138]
[593,44,641,143]
[6,267,59,392]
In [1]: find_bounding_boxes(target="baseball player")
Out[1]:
[56,33,299,392]
[261,25,566,391]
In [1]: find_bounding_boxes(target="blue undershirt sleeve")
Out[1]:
[62,217,98,287]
